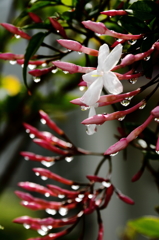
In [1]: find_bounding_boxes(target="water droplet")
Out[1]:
[129,78,138,84]
[35,172,40,176]
[59,208,68,216]
[110,152,119,156]
[46,208,57,215]
[143,36,147,40]
[78,194,84,199]
[41,161,54,167]
[65,156,73,162]
[21,64,24,68]
[81,106,90,111]
[9,60,16,65]
[26,129,30,133]
[79,86,86,91]
[42,63,47,67]
[45,192,50,197]
[24,157,29,161]
[144,56,151,61]
[120,99,130,107]
[23,223,31,229]
[33,77,41,83]
[48,226,53,230]
[71,185,79,190]
[154,118,159,122]
[102,181,111,188]
[118,116,125,121]
[29,133,35,139]
[28,64,36,70]
[128,40,137,45]
[58,194,65,199]
[139,102,146,109]
[78,51,82,54]
[51,69,58,74]
[75,197,82,202]
[40,118,46,124]
[22,201,29,206]
[37,229,47,236]
[138,139,147,148]
[63,71,69,74]
[95,33,102,37]
[57,30,60,33]
[88,194,93,199]
[14,34,21,39]
[41,176,48,181]
[156,150,159,154]
[150,144,156,149]
[41,225,48,232]
[126,96,134,100]
[77,211,84,217]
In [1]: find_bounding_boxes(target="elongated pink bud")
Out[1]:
[17,59,46,65]
[101,185,114,208]
[28,12,42,23]
[20,151,54,162]
[57,39,98,56]
[53,60,95,74]
[29,66,55,77]
[101,10,128,16]
[0,53,23,60]
[116,191,134,205]
[47,184,79,198]
[82,20,143,40]
[151,106,159,118]
[131,167,144,182]
[39,110,64,135]
[87,175,109,184]
[49,17,67,38]
[33,139,69,155]
[18,182,53,196]
[0,23,31,39]
[33,168,73,185]
[104,138,128,155]
[15,191,34,201]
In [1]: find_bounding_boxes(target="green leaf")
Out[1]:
[128,216,159,238]
[27,1,55,12]
[130,1,158,21]
[23,32,47,89]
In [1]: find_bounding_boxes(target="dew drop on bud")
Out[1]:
[110,152,119,156]
[24,157,29,161]
[129,78,138,84]
[138,139,147,148]
[81,106,90,111]
[51,69,58,74]
[154,118,159,122]
[37,229,47,236]
[23,223,31,229]
[139,102,146,109]
[40,118,46,124]
[143,36,147,40]
[28,64,36,70]
[59,207,68,216]
[156,150,159,154]
[79,86,86,91]
[57,30,60,33]
[75,197,82,202]
[35,172,40,176]
[144,56,151,61]
[42,63,47,67]
[44,192,50,197]
[78,51,82,54]
[41,176,48,181]
[41,161,54,167]
[71,185,80,190]
[128,40,137,45]
[29,133,35,139]
[26,129,30,133]
[118,116,125,121]
[88,194,93,199]
[58,194,65,199]
[102,181,111,188]
[63,71,69,74]
[65,156,73,162]
[14,34,21,39]
[46,208,57,215]
[120,99,130,107]
[9,60,16,65]
[33,77,41,83]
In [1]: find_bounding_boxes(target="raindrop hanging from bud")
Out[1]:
[120,99,130,107]
[144,56,151,61]
[139,102,146,109]
[110,152,119,156]
[154,118,159,122]
[81,106,90,111]
[33,77,41,83]
[14,34,21,39]
[65,156,73,162]
[71,185,80,190]
[40,118,46,124]
[129,78,138,84]
[128,40,137,45]
[41,161,54,168]
[9,60,16,65]
[118,116,125,121]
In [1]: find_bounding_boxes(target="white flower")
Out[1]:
[81,43,123,106]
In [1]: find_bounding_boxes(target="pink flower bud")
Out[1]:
[87,175,108,183]
[18,182,53,196]
[49,17,67,38]
[116,191,134,205]
[151,106,159,118]
[39,110,64,135]
[47,184,79,198]
[101,185,114,208]
[121,54,136,66]
[0,23,31,39]
[28,12,42,23]
[32,168,73,185]
[29,66,55,77]
[20,151,54,162]
[131,167,144,182]
[17,59,46,65]
[33,139,69,155]
[57,39,98,56]
[104,138,128,155]
[0,53,23,60]
[15,191,34,201]
[101,10,128,16]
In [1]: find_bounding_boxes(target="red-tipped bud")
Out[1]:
[101,10,128,16]
[17,59,46,65]
[0,23,31,39]
[47,184,79,198]
[0,53,23,60]
[116,191,134,205]
[104,138,128,155]
[20,151,54,162]
[49,17,67,38]
[131,167,144,182]
[28,12,42,23]
[33,168,73,185]
[151,106,159,118]
[29,66,55,77]
[18,182,53,196]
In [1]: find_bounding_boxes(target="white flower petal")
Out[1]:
[86,107,97,135]
[103,71,123,94]
[104,44,122,71]
[81,77,103,106]
[98,44,110,71]
[82,70,98,86]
